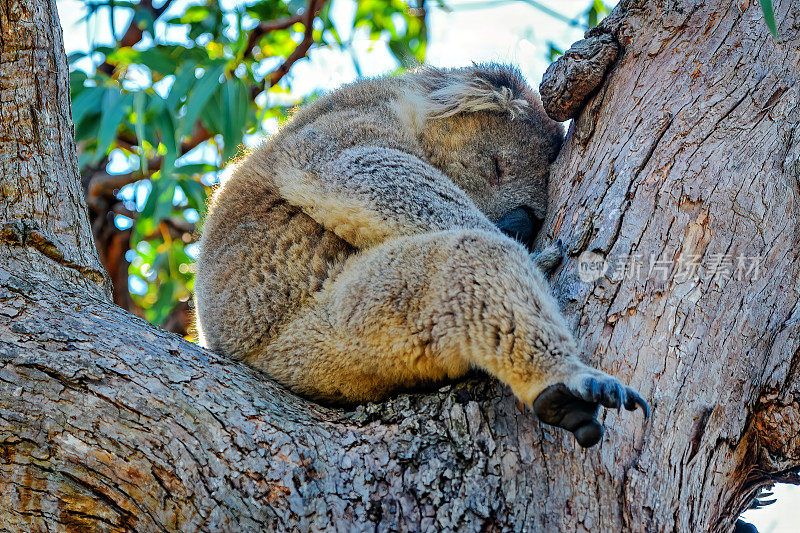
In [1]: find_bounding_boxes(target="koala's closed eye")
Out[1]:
[491,156,505,185]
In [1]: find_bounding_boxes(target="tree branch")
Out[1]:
[0,272,532,531]
[267,0,327,87]
[97,0,175,76]
[243,12,305,60]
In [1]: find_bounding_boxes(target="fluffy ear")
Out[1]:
[412,63,535,119]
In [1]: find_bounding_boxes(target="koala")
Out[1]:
[194,64,649,447]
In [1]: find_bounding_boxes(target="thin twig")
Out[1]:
[117,122,213,155]
[97,0,175,75]
[243,12,305,60]
[267,0,327,87]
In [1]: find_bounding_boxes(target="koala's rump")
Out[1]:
[194,184,353,361]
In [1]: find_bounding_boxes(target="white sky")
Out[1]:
[54,0,800,529]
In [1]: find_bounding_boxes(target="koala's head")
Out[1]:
[404,63,563,228]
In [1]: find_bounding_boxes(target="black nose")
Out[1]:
[495,206,543,251]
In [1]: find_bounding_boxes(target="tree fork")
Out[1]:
[1,0,799,531]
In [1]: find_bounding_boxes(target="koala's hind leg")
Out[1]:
[254,229,647,446]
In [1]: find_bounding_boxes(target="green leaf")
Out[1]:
[74,113,101,147]
[155,107,178,175]
[133,91,148,175]
[178,177,208,217]
[148,280,177,325]
[246,0,290,22]
[170,5,211,24]
[177,62,226,140]
[70,85,106,127]
[219,78,248,162]
[759,0,778,37]
[85,0,137,9]
[152,180,177,227]
[586,0,609,28]
[174,163,216,176]
[139,178,168,217]
[69,70,89,92]
[94,89,133,162]
[201,87,225,134]
[547,43,564,62]
[138,180,162,221]
[68,51,90,66]
[137,46,180,75]
[166,60,198,110]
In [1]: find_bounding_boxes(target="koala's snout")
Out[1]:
[496,206,543,251]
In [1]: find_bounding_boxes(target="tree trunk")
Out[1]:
[1,0,798,531]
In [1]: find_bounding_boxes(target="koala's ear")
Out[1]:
[413,63,533,119]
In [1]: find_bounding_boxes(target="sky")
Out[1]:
[54,0,799,529]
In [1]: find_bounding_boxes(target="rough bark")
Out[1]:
[540,32,619,121]
[1,0,799,532]
[0,0,110,302]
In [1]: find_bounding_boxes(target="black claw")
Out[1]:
[587,377,601,402]
[601,381,623,409]
[625,389,651,417]
[638,397,651,418]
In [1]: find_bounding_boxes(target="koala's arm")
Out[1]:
[273,145,499,248]
[253,230,649,447]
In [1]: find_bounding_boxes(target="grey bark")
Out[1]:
[540,32,619,122]
[1,0,799,532]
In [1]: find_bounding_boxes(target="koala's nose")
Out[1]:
[496,206,543,251]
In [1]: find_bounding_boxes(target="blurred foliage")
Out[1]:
[585,0,610,29]
[69,0,429,335]
[69,0,613,337]
[544,0,611,61]
[758,0,777,37]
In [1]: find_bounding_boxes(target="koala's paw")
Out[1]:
[532,239,564,275]
[532,373,650,448]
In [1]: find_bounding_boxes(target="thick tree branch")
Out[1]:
[0,271,542,530]
[539,31,619,122]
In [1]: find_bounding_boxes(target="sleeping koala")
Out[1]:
[194,63,649,447]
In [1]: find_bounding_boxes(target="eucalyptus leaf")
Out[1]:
[166,60,198,110]
[176,62,226,140]
[759,0,778,37]
[94,89,133,162]
[133,91,148,175]
[70,85,106,127]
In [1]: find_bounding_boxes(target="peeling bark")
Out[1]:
[1,0,799,531]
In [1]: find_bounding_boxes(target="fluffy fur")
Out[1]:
[194,64,648,446]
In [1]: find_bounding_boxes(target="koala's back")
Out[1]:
[195,78,411,361]
[194,166,353,361]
